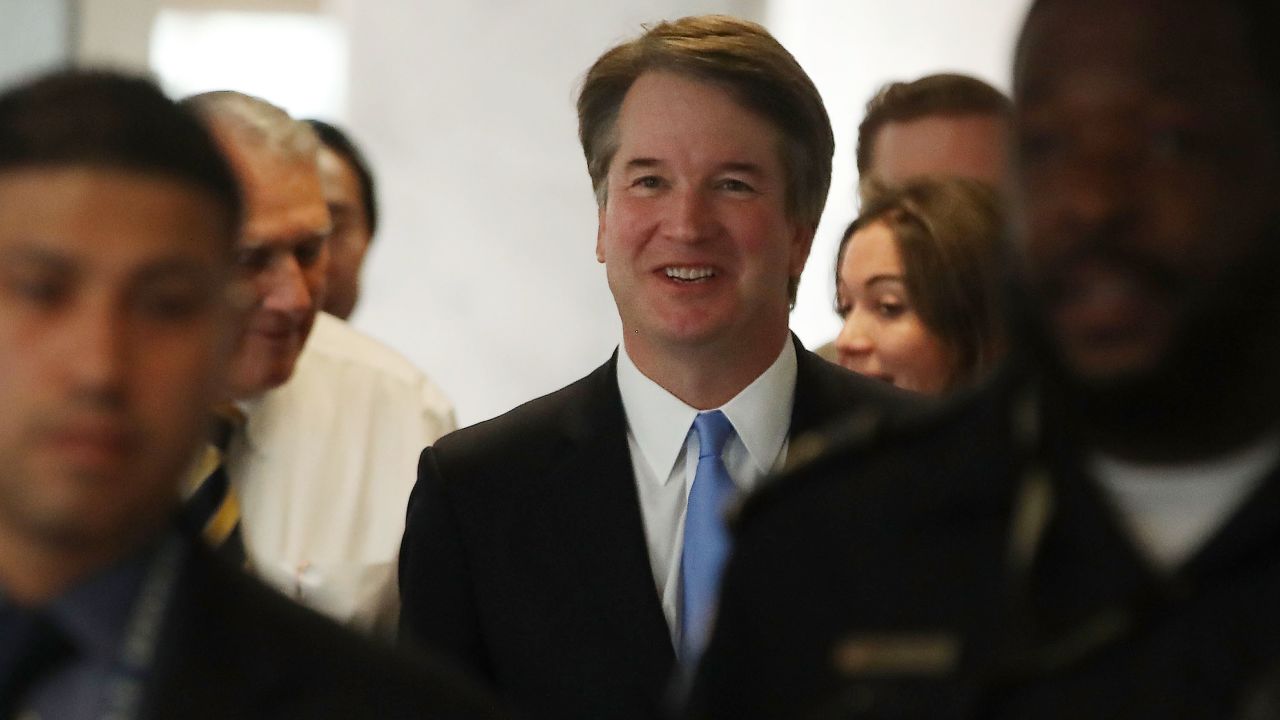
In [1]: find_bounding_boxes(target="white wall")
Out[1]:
[0,0,71,86]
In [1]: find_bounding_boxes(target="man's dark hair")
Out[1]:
[305,118,379,236]
[0,69,242,235]
[856,73,1011,176]
[1016,0,1278,130]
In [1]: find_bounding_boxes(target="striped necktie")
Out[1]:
[182,405,246,565]
[679,410,737,668]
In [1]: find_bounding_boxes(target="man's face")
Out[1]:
[1013,0,1280,386]
[0,167,235,550]
[317,146,371,320]
[217,130,331,398]
[596,71,812,358]
[870,113,1009,189]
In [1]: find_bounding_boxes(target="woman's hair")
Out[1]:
[836,176,1008,388]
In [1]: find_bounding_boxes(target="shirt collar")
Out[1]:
[45,534,160,662]
[617,338,797,485]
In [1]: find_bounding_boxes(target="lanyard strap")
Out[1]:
[99,534,184,720]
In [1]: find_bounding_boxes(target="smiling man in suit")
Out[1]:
[398,14,909,720]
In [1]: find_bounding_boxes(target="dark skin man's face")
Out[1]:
[1011,0,1280,459]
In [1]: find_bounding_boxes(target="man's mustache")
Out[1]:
[1030,234,1187,305]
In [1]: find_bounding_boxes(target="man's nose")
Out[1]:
[663,186,715,243]
[260,255,315,318]
[69,300,128,401]
[1050,135,1141,240]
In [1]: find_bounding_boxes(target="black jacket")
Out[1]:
[399,339,910,720]
[689,368,1280,719]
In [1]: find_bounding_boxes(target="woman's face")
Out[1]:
[835,220,955,395]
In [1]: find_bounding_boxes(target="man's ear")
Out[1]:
[595,206,607,264]
[789,222,816,279]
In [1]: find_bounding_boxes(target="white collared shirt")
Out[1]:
[227,312,456,638]
[616,339,797,640]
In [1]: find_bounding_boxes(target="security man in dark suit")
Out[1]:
[0,69,503,720]
[689,0,1280,718]
[398,15,911,720]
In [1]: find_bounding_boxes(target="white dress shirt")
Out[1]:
[616,340,797,641]
[228,312,456,638]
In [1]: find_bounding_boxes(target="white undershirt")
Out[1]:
[617,340,797,641]
[1091,432,1280,570]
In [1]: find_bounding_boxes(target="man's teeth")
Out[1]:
[665,267,716,281]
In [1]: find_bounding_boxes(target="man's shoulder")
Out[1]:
[303,313,452,407]
[261,313,455,437]
[156,544,505,719]
[793,343,924,420]
[432,358,615,465]
[740,369,1023,546]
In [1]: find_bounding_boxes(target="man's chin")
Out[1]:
[229,353,303,399]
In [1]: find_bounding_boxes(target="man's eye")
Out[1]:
[717,178,755,193]
[5,275,67,307]
[1148,127,1209,163]
[1018,131,1064,163]
[631,176,663,189]
[236,248,270,272]
[296,239,324,267]
[137,292,205,321]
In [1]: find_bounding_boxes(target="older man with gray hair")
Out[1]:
[183,91,456,638]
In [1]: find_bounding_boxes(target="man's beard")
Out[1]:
[1010,223,1280,462]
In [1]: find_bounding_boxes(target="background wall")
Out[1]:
[5,0,1032,426]
[0,0,72,87]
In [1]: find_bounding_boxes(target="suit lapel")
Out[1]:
[506,356,675,674]
[790,336,856,438]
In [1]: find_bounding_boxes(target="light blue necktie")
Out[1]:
[679,410,737,666]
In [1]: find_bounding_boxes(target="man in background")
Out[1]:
[0,69,499,719]
[305,119,376,320]
[855,72,1010,200]
[184,91,455,637]
[691,0,1280,716]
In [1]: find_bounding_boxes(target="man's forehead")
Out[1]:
[1016,0,1255,104]
[613,72,785,169]
[871,114,1008,186]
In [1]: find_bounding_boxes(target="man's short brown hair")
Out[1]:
[577,14,834,232]
[856,73,1011,177]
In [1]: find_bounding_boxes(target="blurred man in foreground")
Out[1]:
[692,0,1280,717]
[0,69,499,719]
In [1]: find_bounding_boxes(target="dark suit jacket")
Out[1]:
[141,537,506,719]
[399,338,911,720]
[688,367,1280,719]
